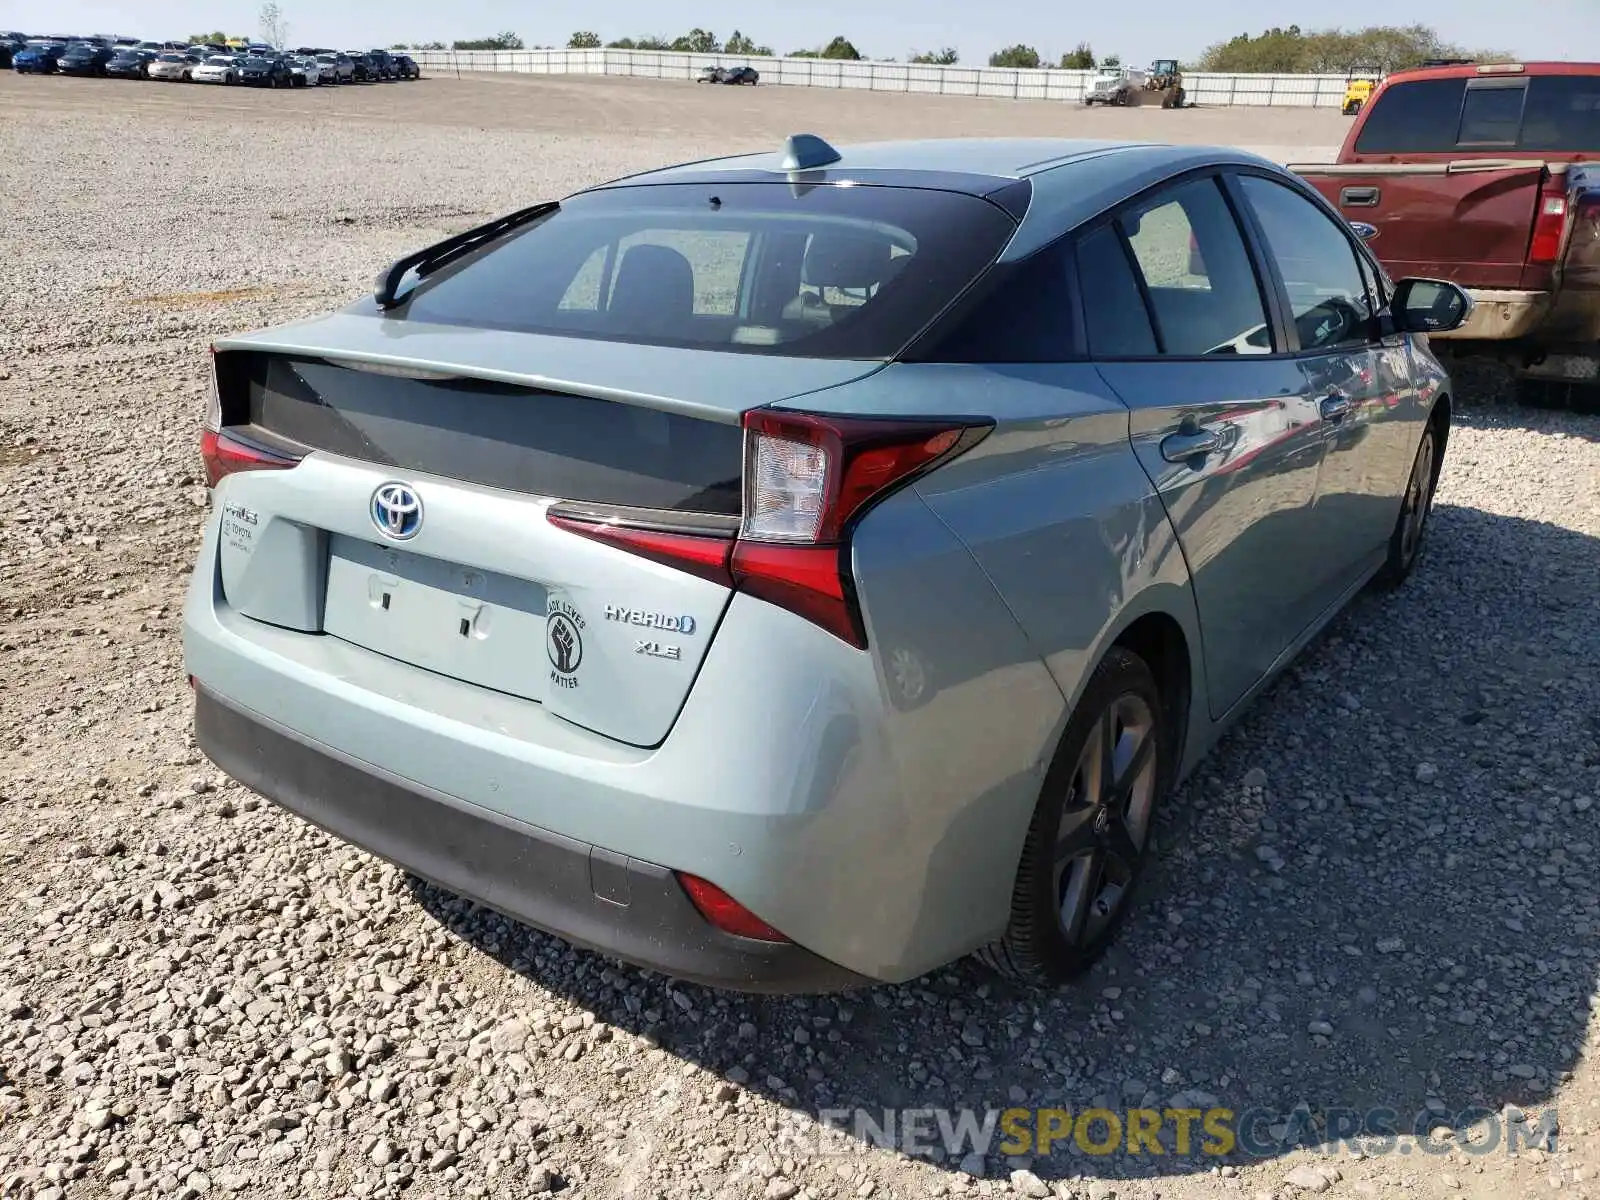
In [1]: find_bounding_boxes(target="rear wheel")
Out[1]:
[1373,420,1440,590]
[978,647,1170,985]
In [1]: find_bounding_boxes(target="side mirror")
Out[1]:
[1391,277,1473,335]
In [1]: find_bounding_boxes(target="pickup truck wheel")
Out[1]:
[1373,422,1440,590]
[1517,375,1600,414]
[977,647,1170,985]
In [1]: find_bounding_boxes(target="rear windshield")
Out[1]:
[1356,73,1600,154]
[396,182,1019,359]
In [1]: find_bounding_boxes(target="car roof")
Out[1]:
[592,136,1291,261]
[1381,60,1600,84]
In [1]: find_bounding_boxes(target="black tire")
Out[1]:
[977,646,1171,985]
[1372,419,1442,590]
[1516,374,1600,414]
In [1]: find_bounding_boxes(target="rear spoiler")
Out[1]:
[1287,158,1566,178]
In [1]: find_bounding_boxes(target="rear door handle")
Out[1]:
[1160,428,1223,462]
[1321,392,1353,421]
[1341,186,1380,207]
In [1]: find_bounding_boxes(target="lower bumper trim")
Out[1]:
[193,686,872,994]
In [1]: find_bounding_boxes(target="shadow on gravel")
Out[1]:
[409,497,1599,1188]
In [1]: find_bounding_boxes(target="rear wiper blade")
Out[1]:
[373,200,560,310]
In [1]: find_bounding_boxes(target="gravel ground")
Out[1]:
[2,71,1598,1200]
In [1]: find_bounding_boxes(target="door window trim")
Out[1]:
[1069,165,1293,364]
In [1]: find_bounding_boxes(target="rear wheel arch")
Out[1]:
[1109,610,1192,789]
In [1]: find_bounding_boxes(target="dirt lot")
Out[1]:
[2,70,1598,1200]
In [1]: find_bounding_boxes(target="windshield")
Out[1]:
[157,53,185,61]
[395,181,1021,359]
[204,56,230,65]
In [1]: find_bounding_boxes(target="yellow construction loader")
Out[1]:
[1139,59,1187,108]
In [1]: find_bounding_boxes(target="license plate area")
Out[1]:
[322,534,549,702]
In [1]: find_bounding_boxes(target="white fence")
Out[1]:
[407,48,1360,109]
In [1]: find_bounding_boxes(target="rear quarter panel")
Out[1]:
[788,361,1207,769]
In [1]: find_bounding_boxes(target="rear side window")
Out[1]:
[911,244,1079,362]
[396,182,1019,359]
[1117,177,1273,357]
[1519,75,1600,152]
[1074,227,1156,357]
[1457,83,1526,145]
[1353,78,1467,153]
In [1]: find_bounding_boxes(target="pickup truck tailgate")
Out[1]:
[1292,160,1551,289]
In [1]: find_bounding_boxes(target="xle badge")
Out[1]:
[546,599,586,689]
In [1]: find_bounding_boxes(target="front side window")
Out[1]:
[1238,176,1376,353]
[397,182,1019,359]
[1117,177,1273,356]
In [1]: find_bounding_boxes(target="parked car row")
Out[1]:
[3,32,420,85]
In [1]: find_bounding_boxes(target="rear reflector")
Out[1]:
[201,428,303,488]
[677,873,790,942]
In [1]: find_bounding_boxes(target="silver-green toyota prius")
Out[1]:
[183,135,1469,992]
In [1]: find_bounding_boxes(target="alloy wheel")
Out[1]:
[1052,693,1159,946]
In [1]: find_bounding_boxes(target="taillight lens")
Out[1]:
[1530,180,1570,264]
[677,873,789,942]
[548,410,989,649]
[200,428,302,487]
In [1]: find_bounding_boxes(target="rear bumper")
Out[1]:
[1431,288,1600,352]
[195,684,870,993]
[1431,289,1553,341]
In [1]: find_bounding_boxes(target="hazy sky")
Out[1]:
[10,0,1596,63]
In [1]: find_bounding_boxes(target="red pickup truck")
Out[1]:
[1291,61,1600,407]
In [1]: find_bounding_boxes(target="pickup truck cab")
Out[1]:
[1292,61,1600,404]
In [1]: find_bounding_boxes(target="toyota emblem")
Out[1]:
[371,482,423,540]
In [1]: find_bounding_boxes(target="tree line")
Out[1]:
[395,22,1515,74]
[1196,23,1514,73]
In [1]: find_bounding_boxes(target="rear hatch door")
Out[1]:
[211,318,884,748]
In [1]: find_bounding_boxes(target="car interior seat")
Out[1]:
[607,244,696,339]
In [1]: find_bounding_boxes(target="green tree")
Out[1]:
[821,35,862,60]
[1197,23,1514,74]
[1059,42,1095,69]
[988,43,1041,69]
[189,30,241,43]
[910,47,959,65]
[724,30,772,55]
[567,31,601,49]
[1100,53,1122,68]
[670,28,719,53]
[452,31,523,51]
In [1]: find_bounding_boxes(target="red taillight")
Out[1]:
[677,873,789,942]
[200,428,302,487]
[1530,178,1571,264]
[545,411,988,649]
[544,516,733,587]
